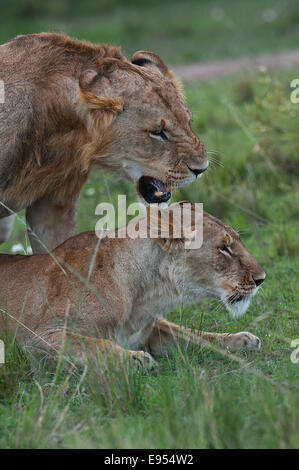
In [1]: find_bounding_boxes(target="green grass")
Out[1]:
[0,65,298,448]
[1,0,299,64]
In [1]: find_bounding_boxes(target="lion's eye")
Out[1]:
[149,130,168,142]
[219,246,232,256]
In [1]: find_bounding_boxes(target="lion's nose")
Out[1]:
[187,163,209,178]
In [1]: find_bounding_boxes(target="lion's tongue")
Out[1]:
[138,176,171,204]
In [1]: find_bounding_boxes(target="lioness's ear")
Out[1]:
[146,204,197,253]
[131,51,172,78]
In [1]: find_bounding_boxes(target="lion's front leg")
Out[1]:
[26,197,78,254]
[147,318,261,354]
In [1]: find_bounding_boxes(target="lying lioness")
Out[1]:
[0,203,265,369]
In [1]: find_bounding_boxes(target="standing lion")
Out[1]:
[0,33,208,253]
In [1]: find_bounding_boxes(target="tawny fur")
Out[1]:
[0,33,207,253]
[0,204,265,368]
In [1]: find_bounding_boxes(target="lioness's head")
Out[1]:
[151,203,265,317]
[79,51,208,204]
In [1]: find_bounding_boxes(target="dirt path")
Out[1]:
[173,49,299,82]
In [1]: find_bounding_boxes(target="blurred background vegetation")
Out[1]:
[0,0,298,449]
[1,0,299,63]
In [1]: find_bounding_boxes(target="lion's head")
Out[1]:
[79,51,208,204]
[151,203,266,317]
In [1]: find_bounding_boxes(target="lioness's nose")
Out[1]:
[253,272,266,287]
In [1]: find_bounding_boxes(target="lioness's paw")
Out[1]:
[228,332,261,352]
[130,350,158,371]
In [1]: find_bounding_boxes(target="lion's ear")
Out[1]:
[131,51,172,78]
[79,70,103,90]
[79,69,123,114]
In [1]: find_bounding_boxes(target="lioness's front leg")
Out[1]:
[36,330,157,371]
[67,332,157,370]
[147,318,261,354]
[26,197,78,254]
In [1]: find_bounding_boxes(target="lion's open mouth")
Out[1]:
[138,176,171,204]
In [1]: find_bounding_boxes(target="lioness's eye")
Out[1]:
[149,130,168,142]
[219,246,232,256]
